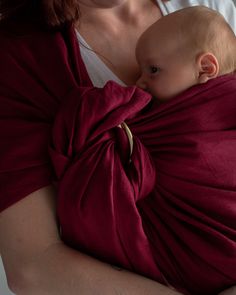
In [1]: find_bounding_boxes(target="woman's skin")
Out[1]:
[0,187,184,295]
[77,0,163,84]
[0,1,183,294]
[219,287,236,295]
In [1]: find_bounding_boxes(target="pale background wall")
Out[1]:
[0,1,236,294]
[0,257,14,295]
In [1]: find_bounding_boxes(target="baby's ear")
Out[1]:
[197,52,219,84]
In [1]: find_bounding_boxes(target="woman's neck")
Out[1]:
[76,0,162,85]
[77,0,157,30]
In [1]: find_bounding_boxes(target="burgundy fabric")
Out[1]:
[0,24,92,211]
[49,82,163,282]
[130,75,236,294]
[0,21,236,295]
[50,75,236,295]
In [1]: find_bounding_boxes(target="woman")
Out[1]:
[0,1,235,294]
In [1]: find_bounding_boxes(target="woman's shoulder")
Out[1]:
[0,22,68,61]
[0,23,79,213]
[0,22,63,78]
[0,22,81,107]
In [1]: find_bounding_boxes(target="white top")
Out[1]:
[76,0,236,87]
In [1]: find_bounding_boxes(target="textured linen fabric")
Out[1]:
[0,24,92,212]
[50,74,236,295]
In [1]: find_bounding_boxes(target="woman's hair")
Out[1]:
[0,0,80,28]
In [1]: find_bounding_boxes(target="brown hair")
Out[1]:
[0,0,80,28]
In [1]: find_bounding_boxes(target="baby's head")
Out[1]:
[136,6,236,100]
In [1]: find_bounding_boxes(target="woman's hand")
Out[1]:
[219,286,236,295]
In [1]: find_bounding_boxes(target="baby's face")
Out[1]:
[136,19,199,101]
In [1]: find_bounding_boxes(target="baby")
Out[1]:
[136,5,236,100]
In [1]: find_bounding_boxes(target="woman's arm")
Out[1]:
[219,287,236,295]
[0,186,182,295]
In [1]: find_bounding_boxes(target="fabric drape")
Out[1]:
[50,75,236,295]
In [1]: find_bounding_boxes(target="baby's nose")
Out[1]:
[136,76,147,90]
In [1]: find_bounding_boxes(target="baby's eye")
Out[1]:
[149,66,160,74]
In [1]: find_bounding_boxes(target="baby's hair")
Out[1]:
[175,6,236,74]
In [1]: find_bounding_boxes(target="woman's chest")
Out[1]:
[99,36,141,85]
[77,3,162,85]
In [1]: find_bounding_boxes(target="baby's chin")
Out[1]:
[150,92,176,102]
[151,88,189,102]
[138,87,179,102]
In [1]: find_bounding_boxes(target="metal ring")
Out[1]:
[118,122,133,159]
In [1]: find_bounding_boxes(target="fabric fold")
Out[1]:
[50,74,236,295]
